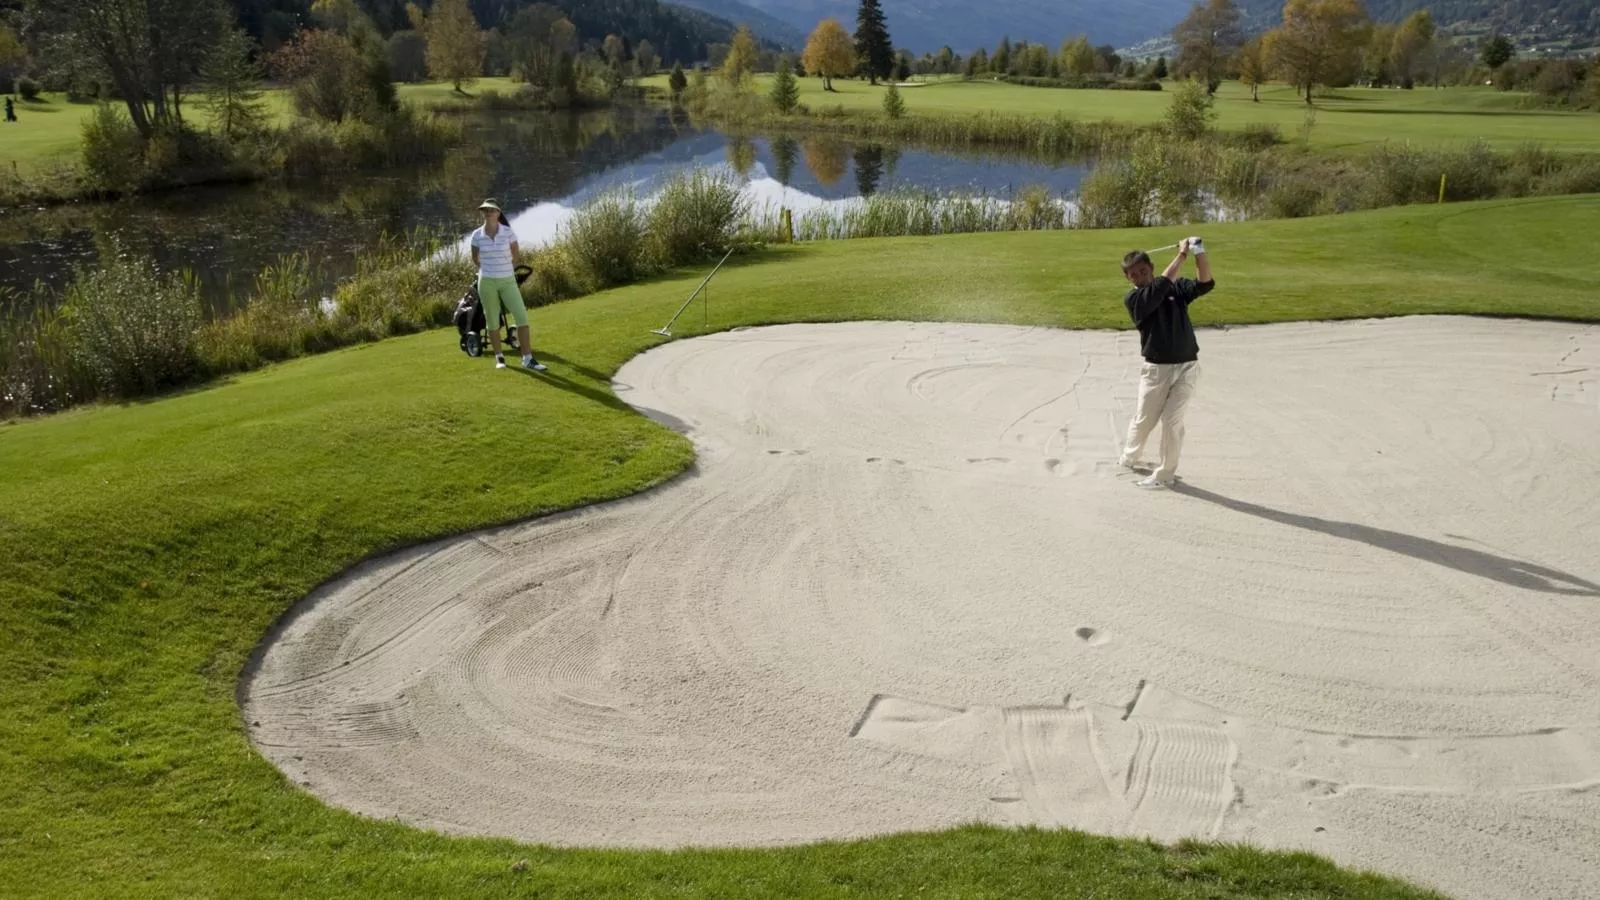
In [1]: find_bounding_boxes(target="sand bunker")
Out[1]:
[243,318,1600,899]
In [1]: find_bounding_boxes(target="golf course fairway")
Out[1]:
[4,196,1598,898]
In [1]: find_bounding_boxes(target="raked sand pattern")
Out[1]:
[243,318,1600,900]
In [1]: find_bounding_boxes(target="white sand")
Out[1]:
[242,318,1600,900]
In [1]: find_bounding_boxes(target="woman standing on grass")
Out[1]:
[470,199,544,371]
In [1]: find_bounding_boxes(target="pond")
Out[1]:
[0,105,1130,311]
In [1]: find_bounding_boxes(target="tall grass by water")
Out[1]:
[1,172,754,418]
[9,134,1599,420]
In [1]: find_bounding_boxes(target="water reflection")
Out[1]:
[1,106,1116,310]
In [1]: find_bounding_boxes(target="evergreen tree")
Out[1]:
[770,65,800,113]
[668,62,688,98]
[854,0,893,84]
[201,27,268,139]
[992,37,1011,74]
[882,81,905,117]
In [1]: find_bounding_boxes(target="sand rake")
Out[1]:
[651,247,737,338]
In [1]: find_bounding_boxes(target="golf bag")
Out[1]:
[454,265,534,358]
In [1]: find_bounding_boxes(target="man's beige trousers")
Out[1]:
[1122,361,1200,482]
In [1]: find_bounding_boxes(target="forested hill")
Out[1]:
[1238,0,1600,51]
[669,0,807,47]
[228,0,767,63]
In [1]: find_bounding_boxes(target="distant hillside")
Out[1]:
[230,0,764,63]
[721,0,1193,54]
[669,0,807,47]
[1235,1,1599,53]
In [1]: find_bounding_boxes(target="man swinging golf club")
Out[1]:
[1118,236,1213,489]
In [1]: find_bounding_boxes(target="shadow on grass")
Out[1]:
[1173,482,1600,597]
[1330,107,1571,118]
[508,363,637,415]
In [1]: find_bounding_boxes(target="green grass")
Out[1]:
[8,195,1600,898]
[0,79,519,172]
[655,75,1600,153]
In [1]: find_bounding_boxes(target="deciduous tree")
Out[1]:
[1388,9,1433,88]
[273,28,373,122]
[634,39,659,77]
[1236,34,1268,100]
[1266,0,1371,105]
[507,4,576,90]
[1172,0,1242,93]
[420,0,485,92]
[722,24,758,85]
[1480,34,1513,72]
[1059,35,1096,77]
[387,30,429,82]
[802,18,854,92]
[42,0,228,137]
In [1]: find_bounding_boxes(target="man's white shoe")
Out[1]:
[1134,475,1171,490]
[522,355,547,372]
[1118,455,1140,470]
[494,355,507,369]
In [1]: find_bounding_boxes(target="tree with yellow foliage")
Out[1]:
[1265,0,1370,105]
[415,0,485,93]
[802,18,855,92]
[723,25,759,86]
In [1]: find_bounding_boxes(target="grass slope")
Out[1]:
[0,79,520,173]
[6,196,1599,897]
[657,76,1600,152]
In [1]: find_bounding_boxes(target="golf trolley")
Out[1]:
[454,264,533,358]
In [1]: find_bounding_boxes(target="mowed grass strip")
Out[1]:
[6,196,1598,898]
[657,76,1600,153]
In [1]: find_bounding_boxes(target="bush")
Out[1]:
[280,104,458,175]
[1364,140,1501,207]
[334,230,467,334]
[646,170,748,269]
[80,103,147,193]
[1075,160,1155,229]
[1263,176,1328,219]
[63,256,203,398]
[1006,184,1063,230]
[17,76,39,100]
[1234,123,1282,151]
[1165,79,1215,141]
[562,191,647,288]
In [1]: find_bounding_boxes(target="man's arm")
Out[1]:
[1175,239,1215,304]
[1162,246,1188,280]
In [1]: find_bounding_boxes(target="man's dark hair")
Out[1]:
[1122,250,1151,272]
